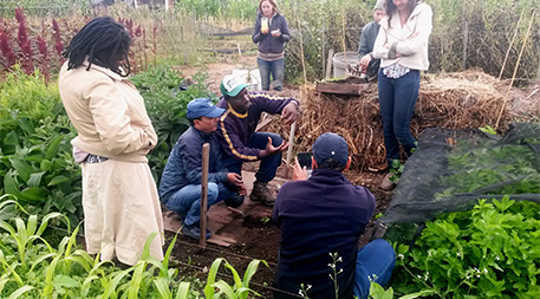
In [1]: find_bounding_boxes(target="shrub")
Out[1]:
[131,65,214,182]
[392,197,540,298]
[0,66,81,224]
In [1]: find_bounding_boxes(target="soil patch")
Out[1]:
[165,169,391,297]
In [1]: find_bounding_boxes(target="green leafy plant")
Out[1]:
[368,281,435,299]
[0,67,82,224]
[391,197,540,298]
[204,257,267,299]
[0,198,266,298]
[131,65,213,182]
[389,159,404,184]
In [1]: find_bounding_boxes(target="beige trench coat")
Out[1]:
[59,61,164,265]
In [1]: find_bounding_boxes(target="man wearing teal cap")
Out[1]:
[216,74,300,206]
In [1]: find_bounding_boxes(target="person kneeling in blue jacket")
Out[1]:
[159,98,246,239]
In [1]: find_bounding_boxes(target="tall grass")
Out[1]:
[0,198,267,298]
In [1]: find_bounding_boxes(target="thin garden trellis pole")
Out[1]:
[495,11,536,130]
[498,9,524,80]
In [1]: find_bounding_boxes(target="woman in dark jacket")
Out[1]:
[252,0,290,91]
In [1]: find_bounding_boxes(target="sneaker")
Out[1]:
[224,192,244,208]
[380,173,395,191]
[250,181,275,206]
[182,224,211,240]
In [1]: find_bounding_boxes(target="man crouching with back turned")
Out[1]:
[273,132,396,299]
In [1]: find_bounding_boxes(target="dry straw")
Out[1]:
[269,70,525,171]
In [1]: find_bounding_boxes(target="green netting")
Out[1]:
[376,122,540,243]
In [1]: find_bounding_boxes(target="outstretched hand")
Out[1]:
[290,157,309,181]
[260,137,288,158]
[281,102,299,125]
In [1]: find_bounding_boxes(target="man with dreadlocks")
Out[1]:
[59,17,164,266]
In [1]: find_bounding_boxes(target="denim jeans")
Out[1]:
[222,132,283,183]
[377,69,420,167]
[257,58,284,91]
[354,239,396,299]
[165,182,235,227]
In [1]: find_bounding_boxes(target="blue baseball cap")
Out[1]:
[186,98,225,120]
[312,133,349,166]
[220,74,249,97]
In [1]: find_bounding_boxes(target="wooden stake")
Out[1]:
[495,11,535,130]
[286,121,296,165]
[326,49,334,79]
[199,143,210,248]
[498,9,524,80]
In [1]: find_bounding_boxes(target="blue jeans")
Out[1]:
[377,69,420,167]
[354,239,396,299]
[222,132,283,183]
[165,182,235,227]
[257,58,284,91]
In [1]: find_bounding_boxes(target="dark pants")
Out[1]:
[257,58,284,91]
[377,69,420,167]
[222,132,282,183]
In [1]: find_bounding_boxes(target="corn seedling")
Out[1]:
[204,257,267,299]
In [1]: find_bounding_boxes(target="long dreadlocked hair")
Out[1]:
[385,0,421,28]
[63,16,131,77]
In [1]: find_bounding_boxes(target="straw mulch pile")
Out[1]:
[268,70,523,171]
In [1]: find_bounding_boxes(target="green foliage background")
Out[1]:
[0,65,210,223]
[392,198,540,298]
[0,67,81,225]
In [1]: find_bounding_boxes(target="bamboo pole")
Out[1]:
[294,2,307,85]
[462,19,468,70]
[287,2,307,165]
[498,9,524,80]
[342,7,347,53]
[537,25,540,82]
[199,143,210,247]
[495,11,535,130]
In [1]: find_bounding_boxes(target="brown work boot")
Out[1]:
[380,173,395,191]
[250,181,275,206]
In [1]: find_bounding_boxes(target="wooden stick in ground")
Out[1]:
[495,11,535,129]
[498,9,524,80]
[286,121,297,165]
[326,49,334,79]
[200,143,210,247]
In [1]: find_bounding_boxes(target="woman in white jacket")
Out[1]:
[372,0,432,190]
[59,17,164,266]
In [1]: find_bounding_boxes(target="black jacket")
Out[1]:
[272,169,376,299]
[252,12,290,54]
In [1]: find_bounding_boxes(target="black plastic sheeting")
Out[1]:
[374,122,540,242]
